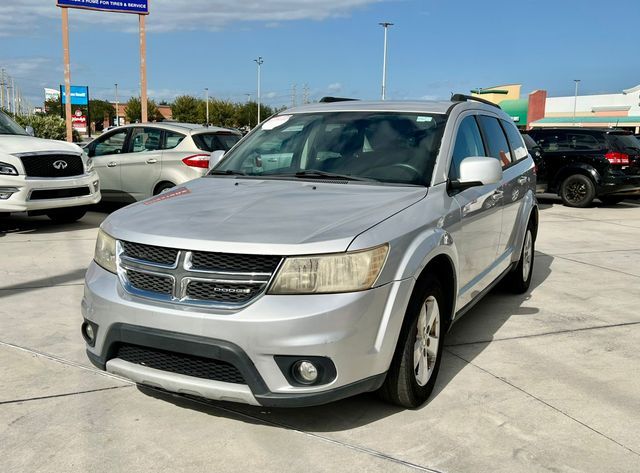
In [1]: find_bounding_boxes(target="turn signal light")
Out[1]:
[182,154,211,168]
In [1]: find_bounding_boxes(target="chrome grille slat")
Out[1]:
[118,241,282,308]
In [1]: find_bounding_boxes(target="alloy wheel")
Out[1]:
[414,296,440,387]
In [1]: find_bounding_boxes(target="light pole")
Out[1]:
[114,83,119,126]
[573,79,580,126]
[379,22,393,100]
[254,56,263,124]
[204,87,209,125]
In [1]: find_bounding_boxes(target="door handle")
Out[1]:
[517,176,528,185]
[107,161,117,168]
[146,158,158,164]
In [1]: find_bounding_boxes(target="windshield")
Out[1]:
[0,110,28,136]
[212,112,446,185]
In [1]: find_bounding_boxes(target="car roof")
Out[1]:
[282,99,494,115]
[107,122,239,135]
[528,127,633,134]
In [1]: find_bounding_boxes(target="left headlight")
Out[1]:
[0,161,18,175]
[268,244,389,295]
[94,229,117,274]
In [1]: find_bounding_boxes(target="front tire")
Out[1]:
[153,182,175,195]
[379,276,447,408]
[46,206,87,223]
[504,220,535,294]
[560,174,595,207]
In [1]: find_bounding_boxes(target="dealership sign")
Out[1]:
[60,85,89,105]
[56,0,149,15]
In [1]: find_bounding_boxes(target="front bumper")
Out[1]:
[82,262,414,407]
[0,171,101,212]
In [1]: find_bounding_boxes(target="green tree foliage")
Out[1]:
[14,114,80,142]
[88,99,115,130]
[171,95,204,123]
[124,97,162,123]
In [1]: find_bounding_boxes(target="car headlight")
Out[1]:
[0,162,18,175]
[269,244,389,294]
[85,156,94,172]
[94,229,117,274]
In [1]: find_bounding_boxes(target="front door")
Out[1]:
[119,127,163,201]
[90,128,129,200]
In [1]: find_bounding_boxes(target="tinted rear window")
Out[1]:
[607,134,640,153]
[193,132,240,152]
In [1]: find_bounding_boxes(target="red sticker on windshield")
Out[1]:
[143,187,191,205]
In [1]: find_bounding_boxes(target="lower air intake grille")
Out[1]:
[116,343,246,384]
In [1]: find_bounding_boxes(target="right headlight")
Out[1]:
[269,244,389,295]
[94,229,117,274]
[0,162,18,175]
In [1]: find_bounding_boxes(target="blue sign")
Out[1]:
[60,85,89,105]
[57,0,149,15]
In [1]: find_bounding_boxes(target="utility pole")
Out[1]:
[254,56,263,124]
[0,69,4,111]
[291,84,297,108]
[205,87,209,125]
[303,83,309,104]
[139,14,148,122]
[11,77,16,116]
[379,22,394,100]
[114,83,119,126]
[6,78,13,115]
[61,7,73,141]
[573,79,581,126]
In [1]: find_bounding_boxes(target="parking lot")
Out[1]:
[1,198,639,473]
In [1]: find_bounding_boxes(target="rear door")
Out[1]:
[119,126,163,200]
[448,114,504,297]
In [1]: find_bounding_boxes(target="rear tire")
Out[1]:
[46,206,87,223]
[379,275,448,408]
[504,220,535,294]
[153,182,175,195]
[560,174,595,207]
[599,196,625,205]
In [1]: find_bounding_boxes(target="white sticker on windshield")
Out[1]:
[416,116,433,122]
[262,115,292,130]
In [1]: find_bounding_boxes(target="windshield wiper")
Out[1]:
[209,169,246,176]
[285,170,378,182]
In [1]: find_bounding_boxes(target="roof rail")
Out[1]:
[318,96,359,103]
[450,93,501,109]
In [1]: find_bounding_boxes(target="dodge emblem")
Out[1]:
[52,160,68,170]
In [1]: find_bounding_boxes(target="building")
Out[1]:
[472,83,640,132]
[104,102,173,129]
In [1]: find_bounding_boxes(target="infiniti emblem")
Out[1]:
[52,160,68,170]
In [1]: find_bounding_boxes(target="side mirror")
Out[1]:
[209,150,225,170]
[25,126,35,137]
[450,156,502,190]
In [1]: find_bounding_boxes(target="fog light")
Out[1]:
[85,323,94,341]
[93,180,99,189]
[81,321,97,346]
[294,360,318,384]
[0,187,18,200]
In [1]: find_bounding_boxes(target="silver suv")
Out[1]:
[82,96,537,408]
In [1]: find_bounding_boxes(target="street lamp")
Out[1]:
[379,22,394,100]
[573,79,581,126]
[254,56,264,124]
[204,87,209,125]
[114,83,119,126]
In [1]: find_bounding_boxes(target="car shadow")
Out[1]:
[135,252,554,433]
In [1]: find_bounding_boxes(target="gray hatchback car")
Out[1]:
[85,123,241,202]
[82,96,537,408]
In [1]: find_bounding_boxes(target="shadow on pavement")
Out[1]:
[135,252,554,432]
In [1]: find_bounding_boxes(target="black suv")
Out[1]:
[525,128,640,207]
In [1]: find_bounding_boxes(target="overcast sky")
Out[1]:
[2,0,639,108]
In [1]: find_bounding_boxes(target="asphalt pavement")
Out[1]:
[1,198,639,473]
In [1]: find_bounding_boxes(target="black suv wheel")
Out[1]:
[560,174,595,208]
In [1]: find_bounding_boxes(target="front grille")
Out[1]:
[191,251,281,273]
[29,186,90,200]
[122,241,178,266]
[126,270,173,295]
[20,154,84,178]
[186,281,260,303]
[119,241,282,306]
[116,343,246,384]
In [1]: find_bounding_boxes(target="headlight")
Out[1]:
[94,229,117,273]
[0,162,18,175]
[85,156,94,172]
[269,244,389,294]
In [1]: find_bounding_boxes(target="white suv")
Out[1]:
[0,110,100,222]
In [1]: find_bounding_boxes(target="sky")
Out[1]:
[1,0,640,109]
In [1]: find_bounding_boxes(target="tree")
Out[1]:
[171,95,204,124]
[208,99,237,128]
[88,99,115,131]
[14,114,80,142]
[124,97,162,123]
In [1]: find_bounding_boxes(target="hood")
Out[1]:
[0,135,82,156]
[103,177,427,255]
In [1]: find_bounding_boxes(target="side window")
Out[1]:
[566,133,605,151]
[163,131,186,150]
[450,116,485,179]
[128,127,162,153]
[501,119,528,162]
[532,132,568,152]
[93,129,128,157]
[477,116,512,168]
